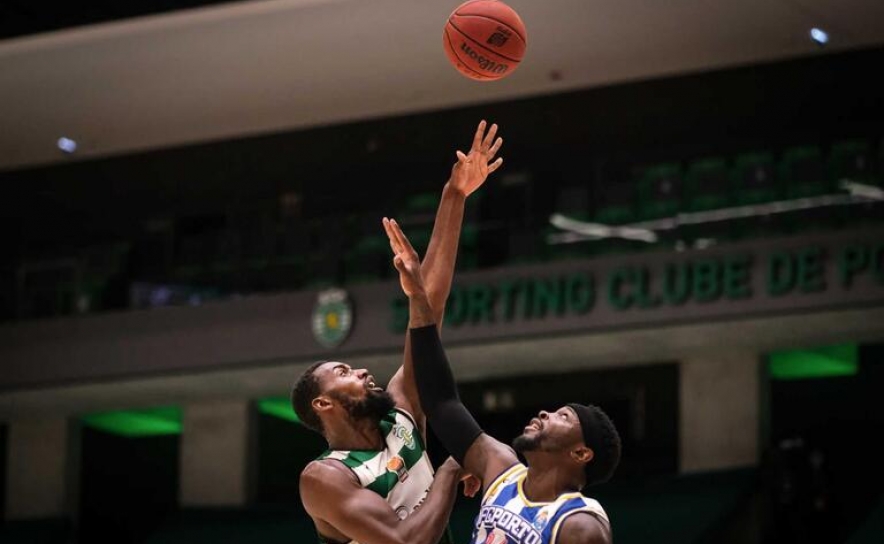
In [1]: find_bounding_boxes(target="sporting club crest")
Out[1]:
[311,288,354,348]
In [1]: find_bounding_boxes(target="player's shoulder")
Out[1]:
[391,406,418,427]
[555,510,612,544]
[299,459,362,527]
[300,459,359,492]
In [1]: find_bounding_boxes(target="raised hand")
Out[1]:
[461,473,481,498]
[383,217,425,298]
[449,120,504,197]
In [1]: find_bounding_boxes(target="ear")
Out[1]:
[312,395,334,415]
[571,446,594,465]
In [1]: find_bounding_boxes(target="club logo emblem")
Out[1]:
[311,288,354,348]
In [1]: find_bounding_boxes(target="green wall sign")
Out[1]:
[389,241,884,331]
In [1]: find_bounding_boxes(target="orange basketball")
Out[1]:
[443,0,527,81]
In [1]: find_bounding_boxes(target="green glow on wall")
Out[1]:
[769,344,858,380]
[257,397,301,424]
[82,406,182,437]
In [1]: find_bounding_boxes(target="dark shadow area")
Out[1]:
[761,342,884,543]
[78,427,179,544]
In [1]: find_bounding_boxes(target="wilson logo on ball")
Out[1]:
[460,42,509,74]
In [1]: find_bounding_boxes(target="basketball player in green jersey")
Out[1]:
[383,218,622,544]
[293,121,504,544]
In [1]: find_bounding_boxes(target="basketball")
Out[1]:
[443,0,527,81]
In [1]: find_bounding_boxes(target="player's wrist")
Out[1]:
[439,457,462,476]
[407,290,431,304]
[444,181,470,200]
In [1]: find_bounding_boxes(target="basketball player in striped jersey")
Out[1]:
[383,218,622,544]
[293,121,504,544]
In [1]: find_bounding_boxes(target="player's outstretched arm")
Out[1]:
[384,217,518,488]
[387,120,504,430]
[300,457,462,544]
[421,119,503,313]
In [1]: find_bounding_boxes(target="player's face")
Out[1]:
[315,362,382,402]
[313,361,395,423]
[514,406,583,454]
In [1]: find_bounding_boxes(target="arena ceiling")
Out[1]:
[1,0,883,172]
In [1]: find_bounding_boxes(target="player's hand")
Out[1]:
[383,217,425,298]
[449,120,504,197]
[440,456,463,476]
[461,473,481,498]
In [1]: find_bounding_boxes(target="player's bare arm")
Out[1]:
[556,512,613,544]
[384,217,518,489]
[300,457,463,544]
[387,120,504,431]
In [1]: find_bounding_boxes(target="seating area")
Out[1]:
[5,137,882,320]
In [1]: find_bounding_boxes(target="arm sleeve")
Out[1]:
[409,324,483,465]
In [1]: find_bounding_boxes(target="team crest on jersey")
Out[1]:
[387,455,409,483]
[393,423,416,450]
[531,509,550,531]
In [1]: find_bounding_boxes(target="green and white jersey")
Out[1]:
[317,408,436,544]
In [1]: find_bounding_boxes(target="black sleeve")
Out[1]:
[409,325,483,465]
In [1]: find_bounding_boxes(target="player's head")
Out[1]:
[291,360,395,435]
[513,404,621,488]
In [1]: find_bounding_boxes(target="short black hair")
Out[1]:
[567,403,622,487]
[292,361,329,434]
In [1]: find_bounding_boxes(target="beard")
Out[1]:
[333,388,396,423]
[512,432,543,455]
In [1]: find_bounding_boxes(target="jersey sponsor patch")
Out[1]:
[386,455,409,483]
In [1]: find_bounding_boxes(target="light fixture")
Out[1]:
[57,137,77,154]
[810,27,829,46]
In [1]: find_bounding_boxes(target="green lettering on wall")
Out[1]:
[389,238,881,329]
[607,267,634,310]
[693,259,722,302]
[565,272,595,314]
[797,246,826,293]
[635,266,661,308]
[724,254,752,299]
[466,284,495,324]
[445,287,468,326]
[532,277,565,318]
[520,281,535,319]
[767,251,795,296]
[837,245,867,288]
[663,263,690,305]
[498,279,522,321]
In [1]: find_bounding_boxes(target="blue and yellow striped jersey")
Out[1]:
[471,463,609,544]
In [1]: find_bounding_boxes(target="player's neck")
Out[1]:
[523,455,582,502]
[325,415,384,451]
